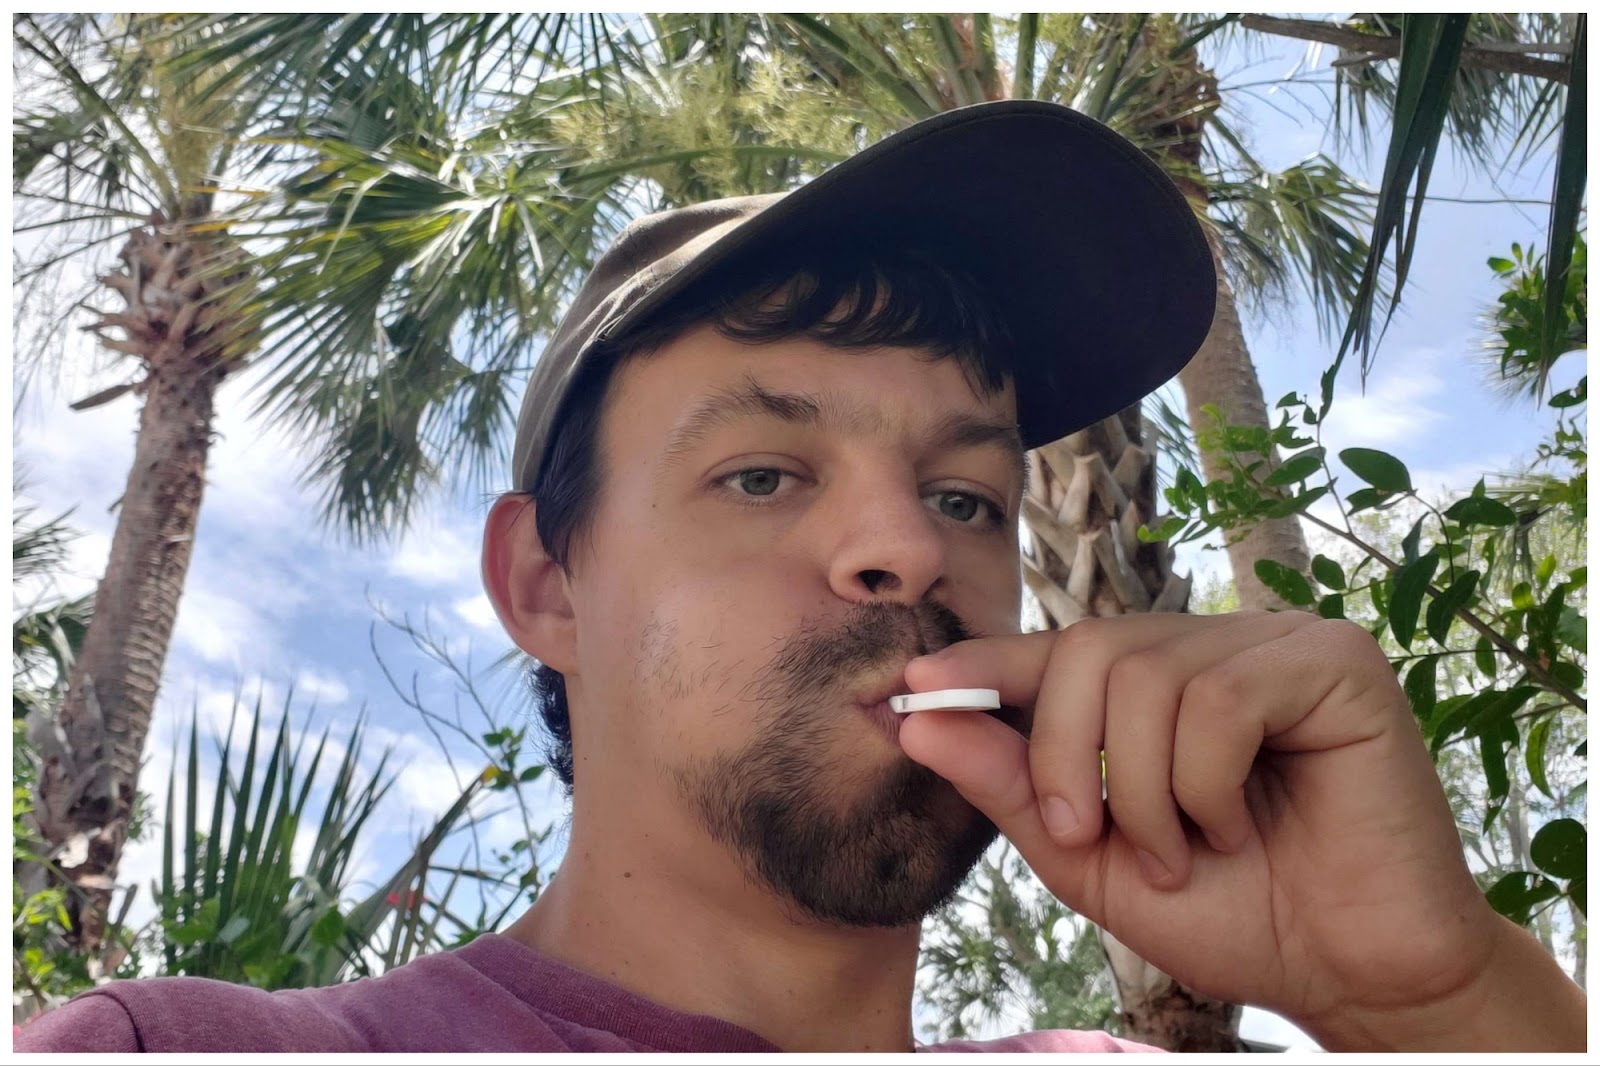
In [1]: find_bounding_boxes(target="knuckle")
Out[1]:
[1170,767,1215,813]
[1107,648,1175,696]
[1104,777,1156,824]
[1314,617,1382,659]
[1056,618,1111,660]
[1183,663,1249,712]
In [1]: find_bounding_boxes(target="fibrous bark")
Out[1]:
[32,219,246,960]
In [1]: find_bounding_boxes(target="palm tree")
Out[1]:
[14,13,263,954]
[11,12,843,958]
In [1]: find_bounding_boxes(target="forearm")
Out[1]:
[1304,914,1587,1052]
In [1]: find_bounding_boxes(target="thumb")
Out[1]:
[898,711,1099,911]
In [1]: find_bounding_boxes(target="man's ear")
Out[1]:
[482,493,579,674]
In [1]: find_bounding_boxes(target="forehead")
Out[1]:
[605,323,1019,446]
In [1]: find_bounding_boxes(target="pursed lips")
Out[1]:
[856,673,916,743]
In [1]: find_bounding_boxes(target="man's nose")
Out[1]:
[823,475,946,606]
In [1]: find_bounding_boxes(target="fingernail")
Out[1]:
[1041,796,1079,840]
[1205,825,1249,854]
[1136,849,1172,884]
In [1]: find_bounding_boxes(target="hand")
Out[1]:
[897,611,1518,1045]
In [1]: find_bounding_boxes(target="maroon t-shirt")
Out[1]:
[14,933,1157,1053]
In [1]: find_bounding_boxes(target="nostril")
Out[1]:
[860,569,899,594]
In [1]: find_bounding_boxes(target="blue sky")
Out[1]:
[11,24,1582,1050]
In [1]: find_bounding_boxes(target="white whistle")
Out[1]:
[889,688,1001,714]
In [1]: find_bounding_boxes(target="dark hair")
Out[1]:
[525,235,1015,793]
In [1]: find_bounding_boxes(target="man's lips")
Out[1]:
[854,672,916,743]
[859,698,905,742]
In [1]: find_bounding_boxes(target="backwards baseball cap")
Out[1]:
[511,100,1216,492]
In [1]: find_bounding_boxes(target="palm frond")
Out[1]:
[1326,14,1470,400]
[156,689,495,988]
[1539,16,1586,399]
[1282,13,1583,391]
[1207,153,1378,337]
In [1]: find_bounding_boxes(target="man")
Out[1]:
[17,101,1585,1054]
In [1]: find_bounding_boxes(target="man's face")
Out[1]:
[563,322,1025,928]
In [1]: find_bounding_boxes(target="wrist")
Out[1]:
[1300,913,1586,1052]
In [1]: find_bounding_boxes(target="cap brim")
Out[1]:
[607,100,1216,448]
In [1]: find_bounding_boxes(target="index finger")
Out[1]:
[904,614,1207,703]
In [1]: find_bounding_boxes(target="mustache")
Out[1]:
[756,601,974,706]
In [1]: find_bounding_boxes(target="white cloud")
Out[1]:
[197,370,322,537]
[1409,454,1516,500]
[452,593,499,632]
[386,512,482,589]
[294,669,350,707]
[1319,346,1446,450]
[172,583,279,668]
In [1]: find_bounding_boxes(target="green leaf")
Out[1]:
[1535,554,1558,587]
[1530,819,1586,880]
[1388,553,1439,648]
[1402,655,1439,723]
[1400,517,1425,564]
[1311,554,1346,590]
[1137,515,1186,543]
[1254,559,1316,607]
[1473,636,1497,677]
[1443,496,1517,527]
[1345,487,1386,513]
[1425,688,1514,752]
[1465,686,1540,740]
[1264,485,1330,519]
[1479,721,1513,829]
[1341,448,1413,493]
[1556,607,1587,653]
[1525,717,1555,801]
[1263,449,1324,486]
[309,907,346,949]
[1316,594,1346,620]
[1370,575,1390,617]
[1549,376,1587,408]
[517,765,545,782]
[1549,660,1585,690]
[1487,255,1514,274]
[1512,582,1535,611]
[1424,570,1479,645]
[1569,877,1586,918]
[1485,871,1560,924]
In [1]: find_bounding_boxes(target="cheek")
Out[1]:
[943,544,1024,636]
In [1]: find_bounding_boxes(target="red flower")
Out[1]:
[385,889,422,910]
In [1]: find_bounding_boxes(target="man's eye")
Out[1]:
[728,469,786,497]
[928,490,1002,525]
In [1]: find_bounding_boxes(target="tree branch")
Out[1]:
[1298,509,1588,713]
[1240,14,1570,84]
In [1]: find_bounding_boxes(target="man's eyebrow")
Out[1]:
[657,376,1030,496]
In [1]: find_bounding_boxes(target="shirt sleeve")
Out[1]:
[13,991,143,1053]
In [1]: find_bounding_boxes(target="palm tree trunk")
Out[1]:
[1100,930,1244,1051]
[1024,412,1249,1051]
[1176,233,1313,611]
[32,223,234,958]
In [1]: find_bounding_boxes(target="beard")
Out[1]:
[675,601,1005,928]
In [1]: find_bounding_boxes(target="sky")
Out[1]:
[9,19,1585,1051]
